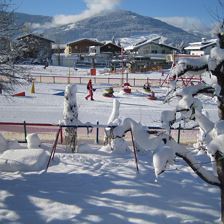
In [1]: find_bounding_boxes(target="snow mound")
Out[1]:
[111,138,131,154]
[0,148,49,172]
[77,143,97,153]
[99,144,112,152]
[7,140,22,149]
[0,133,22,152]
[26,133,41,149]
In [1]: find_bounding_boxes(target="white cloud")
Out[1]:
[156,16,210,33]
[31,0,122,29]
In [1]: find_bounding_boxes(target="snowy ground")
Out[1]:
[0,65,221,224]
[0,65,218,125]
[0,146,220,224]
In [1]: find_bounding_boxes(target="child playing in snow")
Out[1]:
[85,79,94,101]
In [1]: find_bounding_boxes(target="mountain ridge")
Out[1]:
[14,9,207,45]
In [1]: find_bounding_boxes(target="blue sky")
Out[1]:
[13,0,218,21]
[12,0,220,30]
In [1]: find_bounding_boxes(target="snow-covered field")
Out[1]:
[0,66,220,224]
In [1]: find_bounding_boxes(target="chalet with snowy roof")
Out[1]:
[125,37,179,72]
[184,38,217,56]
[52,39,123,67]
[100,42,122,55]
[16,33,55,64]
[66,38,103,54]
[127,37,178,55]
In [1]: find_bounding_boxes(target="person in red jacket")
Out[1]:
[85,79,94,100]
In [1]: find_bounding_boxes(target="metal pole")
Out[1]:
[23,121,27,143]
[130,129,139,173]
[60,127,63,144]
[96,121,99,144]
[46,127,62,171]
[177,123,181,144]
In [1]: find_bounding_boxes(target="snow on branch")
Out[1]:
[171,56,209,79]
[107,99,121,125]
[209,46,224,71]
[167,140,220,187]
[112,117,220,186]
[153,144,175,177]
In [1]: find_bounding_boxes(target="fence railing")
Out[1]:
[28,72,204,89]
[31,74,166,87]
[0,121,199,145]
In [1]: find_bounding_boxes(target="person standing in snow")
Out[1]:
[85,79,94,101]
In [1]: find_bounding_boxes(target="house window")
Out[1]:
[152,50,157,54]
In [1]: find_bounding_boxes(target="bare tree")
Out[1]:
[0,0,28,95]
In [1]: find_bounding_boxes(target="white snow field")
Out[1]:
[0,65,220,224]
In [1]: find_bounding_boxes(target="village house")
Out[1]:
[125,37,179,72]
[16,33,55,64]
[52,38,103,67]
[100,42,122,55]
[52,38,123,68]
[67,38,103,54]
[184,38,217,56]
[51,43,67,66]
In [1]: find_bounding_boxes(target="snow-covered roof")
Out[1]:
[66,38,103,46]
[125,36,178,51]
[125,36,161,51]
[101,42,122,49]
[17,33,55,43]
[184,38,217,51]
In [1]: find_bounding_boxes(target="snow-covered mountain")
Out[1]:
[15,10,207,45]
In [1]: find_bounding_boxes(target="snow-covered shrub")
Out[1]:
[26,133,41,149]
[62,84,79,152]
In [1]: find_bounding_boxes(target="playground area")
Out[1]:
[0,65,218,146]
